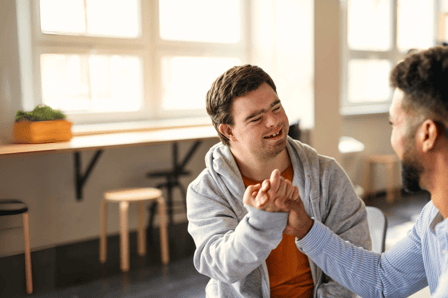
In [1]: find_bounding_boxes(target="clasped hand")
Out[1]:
[243,169,313,239]
[243,169,297,212]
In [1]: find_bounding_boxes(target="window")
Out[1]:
[341,0,436,115]
[31,0,247,125]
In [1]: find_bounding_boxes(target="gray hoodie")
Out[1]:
[187,137,371,297]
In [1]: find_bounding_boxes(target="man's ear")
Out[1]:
[219,124,234,141]
[418,119,438,153]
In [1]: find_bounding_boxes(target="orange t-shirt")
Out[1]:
[242,164,314,298]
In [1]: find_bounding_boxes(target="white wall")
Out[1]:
[0,0,23,145]
[313,0,342,163]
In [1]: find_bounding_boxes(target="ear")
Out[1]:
[418,119,438,153]
[219,124,235,141]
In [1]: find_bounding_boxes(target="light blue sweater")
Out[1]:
[187,137,371,297]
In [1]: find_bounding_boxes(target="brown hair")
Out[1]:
[206,64,277,146]
[390,46,448,136]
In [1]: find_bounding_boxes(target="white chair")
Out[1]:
[366,206,388,253]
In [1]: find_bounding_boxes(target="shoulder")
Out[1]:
[416,200,440,228]
[287,137,339,175]
[188,168,215,195]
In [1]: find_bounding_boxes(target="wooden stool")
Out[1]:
[99,188,169,272]
[363,155,400,203]
[0,200,33,294]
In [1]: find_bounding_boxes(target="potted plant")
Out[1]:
[13,105,73,144]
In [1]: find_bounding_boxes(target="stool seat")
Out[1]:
[100,187,169,272]
[0,199,33,294]
[0,199,28,215]
[366,155,398,164]
[104,188,162,202]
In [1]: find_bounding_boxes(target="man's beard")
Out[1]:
[401,148,424,193]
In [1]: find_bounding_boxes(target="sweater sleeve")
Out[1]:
[298,219,427,298]
[187,181,288,284]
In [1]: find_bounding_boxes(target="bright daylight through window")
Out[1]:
[342,0,435,115]
[35,0,244,124]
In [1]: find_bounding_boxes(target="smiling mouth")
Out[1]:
[264,128,282,139]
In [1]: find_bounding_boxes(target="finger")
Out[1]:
[243,184,261,205]
[269,169,281,193]
[261,179,270,192]
[251,183,261,196]
[285,180,295,200]
[276,177,287,199]
[275,193,289,210]
[255,189,269,207]
[291,186,300,201]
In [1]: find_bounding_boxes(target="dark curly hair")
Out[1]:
[390,46,448,135]
[206,64,277,146]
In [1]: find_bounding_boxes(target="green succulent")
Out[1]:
[15,105,67,122]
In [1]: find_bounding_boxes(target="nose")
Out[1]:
[265,111,277,127]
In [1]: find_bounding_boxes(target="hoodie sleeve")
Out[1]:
[315,158,372,297]
[187,173,288,284]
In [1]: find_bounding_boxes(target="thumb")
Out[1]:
[243,184,260,205]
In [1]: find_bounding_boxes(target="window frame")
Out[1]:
[340,0,438,116]
[29,0,249,125]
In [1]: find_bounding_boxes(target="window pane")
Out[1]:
[159,0,240,43]
[85,0,140,38]
[40,0,140,38]
[397,0,434,51]
[348,0,391,51]
[40,0,86,35]
[89,55,142,112]
[161,56,240,111]
[274,0,314,129]
[348,60,391,103]
[41,54,143,113]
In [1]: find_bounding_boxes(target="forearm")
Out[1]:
[298,220,425,298]
[191,206,288,283]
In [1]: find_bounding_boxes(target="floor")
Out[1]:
[1,190,432,298]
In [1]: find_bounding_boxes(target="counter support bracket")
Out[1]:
[74,150,103,201]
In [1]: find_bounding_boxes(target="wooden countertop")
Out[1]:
[0,125,218,158]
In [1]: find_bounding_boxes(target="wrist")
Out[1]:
[295,217,314,240]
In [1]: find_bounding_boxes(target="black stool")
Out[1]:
[0,200,33,294]
[288,121,301,140]
[146,141,202,232]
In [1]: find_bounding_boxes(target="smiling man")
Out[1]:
[277,46,448,297]
[186,64,370,297]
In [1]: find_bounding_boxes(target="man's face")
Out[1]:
[389,89,424,192]
[224,82,289,161]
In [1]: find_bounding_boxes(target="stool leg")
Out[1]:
[119,201,130,272]
[23,212,33,294]
[158,197,169,265]
[100,199,107,263]
[362,160,372,200]
[137,201,146,257]
[386,162,395,203]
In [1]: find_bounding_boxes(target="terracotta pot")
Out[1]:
[13,120,73,144]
